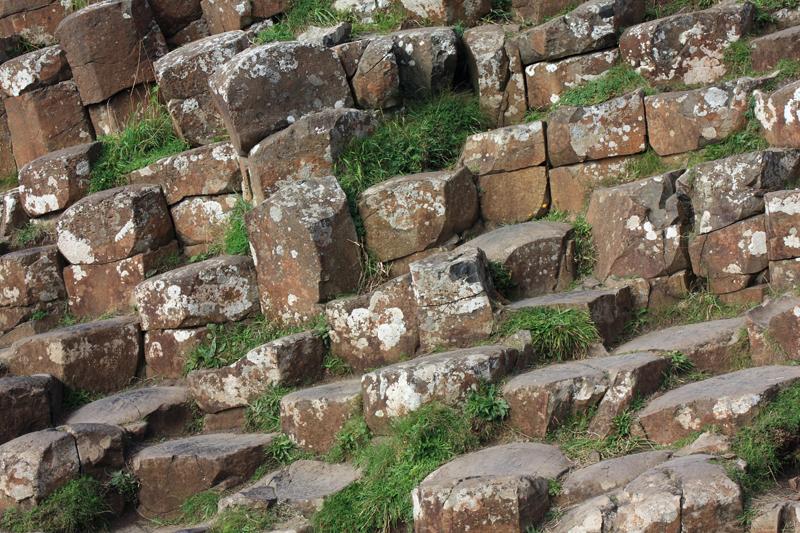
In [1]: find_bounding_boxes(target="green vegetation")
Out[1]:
[107,470,139,505]
[541,211,596,279]
[645,0,714,19]
[0,173,17,192]
[688,101,768,166]
[0,477,111,533]
[211,506,292,533]
[326,415,372,463]
[323,354,353,376]
[642,290,745,332]
[496,307,601,362]
[464,382,509,439]
[206,197,252,257]
[11,221,54,248]
[266,433,309,466]
[62,387,102,411]
[488,261,515,295]
[245,385,295,433]
[30,309,48,321]
[161,490,221,526]
[661,350,708,389]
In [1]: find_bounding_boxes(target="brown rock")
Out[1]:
[478,167,550,225]
[0,245,64,308]
[298,23,352,48]
[202,0,287,33]
[392,28,458,99]
[0,1,68,48]
[0,375,61,445]
[170,194,238,246]
[149,0,202,38]
[87,83,158,137]
[399,0,490,24]
[461,122,546,175]
[549,155,634,215]
[751,25,800,72]
[351,37,401,110]
[0,45,70,98]
[167,17,210,47]
[59,423,126,480]
[0,102,16,181]
[0,188,26,241]
[765,190,800,260]
[770,257,800,290]
[755,79,800,148]
[333,39,369,79]
[746,295,800,365]
[145,327,208,378]
[525,49,619,109]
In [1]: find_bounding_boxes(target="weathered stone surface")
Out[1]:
[189,331,324,413]
[359,168,478,262]
[326,275,418,370]
[209,42,352,154]
[0,1,68,48]
[620,1,754,86]
[0,45,69,99]
[332,38,369,79]
[154,31,249,146]
[128,142,240,205]
[766,190,800,260]
[201,0,287,33]
[66,386,193,438]
[58,423,125,479]
[461,122,546,175]
[281,378,361,453]
[478,166,550,225]
[755,79,800,148]
[247,176,361,325]
[220,460,361,516]
[0,375,61,445]
[547,90,647,167]
[392,27,458,99]
[56,0,168,105]
[410,247,497,351]
[6,317,141,393]
[645,78,761,156]
[0,245,64,308]
[246,108,377,202]
[525,49,619,110]
[587,171,690,281]
[516,0,644,65]
[503,352,667,438]
[145,327,208,378]
[769,257,800,290]
[689,214,769,293]
[549,156,632,215]
[170,194,238,247]
[0,302,62,339]
[508,287,634,346]
[87,83,157,137]
[18,142,101,217]
[0,188,28,241]
[351,37,401,110]
[4,81,94,167]
[460,221,575,299]
[0,102,16,181]
[362,344,522,432]
[676,148,800,234]
[149,0,202,37]
[412,443,570,532]
[298,23,352,47]
[462,24,527,126]
[399,0,490,24]
[132,432,275,518]
[0,429,79,510]
[746,295,800,365]
[167,17,210,47]
[636,365,800,444]
[64,242,179,319]
[751,25,800,72]
[134,255,259,330]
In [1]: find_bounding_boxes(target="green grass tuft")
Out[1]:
[323,354,353,376]
[557,64,653,108]
[0,173,17,192]
[327,415,372,463]
[464,382,509,439]
[62,387,102,411]
[245,385,295,433]
[208,197,252,256]
[497,307,601,362]
[10,221,54,248]
[488,261,515,295]
[541,211,596,279]
[210,506,292,533]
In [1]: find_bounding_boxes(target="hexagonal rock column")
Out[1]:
[525,49,619,110]
[548,155,634,215]
[0,429,80,511]
[134,255,259,330]
[515,0,644,65]
[148,0,203,39]
[132,432,276,519]
[18,142,101,217]
[392,28,458,99]
[412,443,570,532]
[399,0,489,24]
[620,1,754,86]
[153,31,249,146]
[59,423,127,480]
[188,331,325,413]
[209,42,352,154]
[5,316,141,393]
[755,79,800,148]
[0,45,70,99]
[85,82,159,137]
[144,327,208,379]
[634,365,800,444]
[359,168,478,262]
[765,190,800,262]
[547,90,647,167]
[280,378,361,453]
[361,344,523,433]
[0,245,65,310]
[325,274,419,370]
[201,0,287,34]
[750,26,800,72]
[409,247,497,351]
[502,352,667,439]
[0,375,61,445]
[351,37,401,110]
[587,171,691,281]
[246,175,361,325]
[245,108,377,203]
[459,221,575,299]
[170,194,239,249]
[55,0,168,105]
[0,0,69,48]
[745,295,800,366]
[463,25,527,127]
[676,148,800,235]
[0,101,16,180]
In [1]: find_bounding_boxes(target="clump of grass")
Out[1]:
[0,173,17,192]
[649,290,744,328]
[208,197,252,256]
[661,350,708,389]
[557,64,654,108]
[541,211,596,278]
[723,39,754,79]
[327,415,372,463]
[211,506,291,533]
[645,0,714,20]
[245,385,295,433]
[464,382,509,439]
[62,387,102,411]
[11,221,54,248]
[496,307,601,362]
[488,261,515,295]
[323,354,352,376]
[165,490,222,526]
[0,477,112,533]
[107,470,139,505]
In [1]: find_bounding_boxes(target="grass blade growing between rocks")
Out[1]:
[540,210,596,279]
[496,307,601,362]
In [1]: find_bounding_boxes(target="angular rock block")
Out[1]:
[189,331,325,413]
[351,37,400,110]
[614,316,747,374]
[547,90,647,167]
[4,81,93,167]
[149,0,203,38]
[751,25,800,72]
[0,245,64,308]
[298,23,352,48]
[362,344,523,433]
[247,176,361,325]
[549,155,634,215]
[132,432,275,518]
[128,142,240,205]
[201,0,287,34]
[525,49,619,110]
[0,301,62,340]
[0,0,68,48]
[676,148,800,234]
[769,257,800,291]
[755,79,800,148]
[210,42,352,154]
[154,31,249,146]
[144,327,207,378]
[56,185,174,265]
[392,28,458,99]
[325,275,419,370]
[635,365,800,444]
[412,443,570,532]
[59,423,126,480]
[587,171,690,281]
[170,194,238,247]
[246,108,377,202]
[0,375,61,445]
[410,248,497,351]
[0,45,70,99]
[503,352,667,438]
[18,142,101,217]
[87,83,157,137]
[478,166,550,225]
[746,295,800,366]
[280,378,361,453]
[399,0,490,24]
[461,122,547,176]
[620,1,754,86]
[55,0,168,104]
[765,190,800,260]
[358,168,478,262]
[134,255,259,330]
[460,221,575,299]
[6,317,141,393]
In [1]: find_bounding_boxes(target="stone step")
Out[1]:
[745,294,800,366]
[0,374,61,445]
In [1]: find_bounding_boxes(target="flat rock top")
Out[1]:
[462,221,572,253]
[614,316,745,353]
[0,374,53,393]
[281,378,361,402]
[509,288,621,309]
[505,352,662,388]
[746,295,800,326]
[133,433,276,462]
[365,345,509,374]
[257,460,361,499]
[66,386,190,426]
[11,315,139,343]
